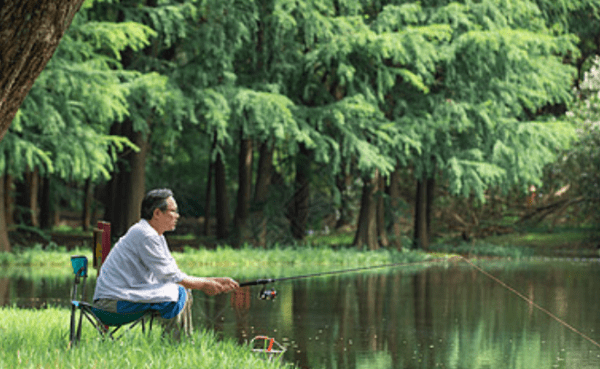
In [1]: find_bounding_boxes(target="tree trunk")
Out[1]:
[251,141,273,247]
[291,144,310,240]
[387,166,403,251]
[17,168,40,227]
[426,176,435,237]
[82,178,93,231]
[38,175,53,230]
[124,128,148,228]
[0,0,86,139]
[353,169,380,250]
[104,123,124,234]
[233,136,253,247]
[413,179,429,250]
[104,120,148,238]
[4,175,13,228]
[215,151,230,240]
[203,134,217,236]
[0,176,11,252]
[376,175,389,247]
[335,170,354,229]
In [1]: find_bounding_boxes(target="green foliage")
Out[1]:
[7,0,592,246]
[1,9,164,181]
[389,1,579,201]
[231,89,300,143]
[74,21,157,59]
[543,55,600,222]
[302,95,397,175]
[0,307,287,369]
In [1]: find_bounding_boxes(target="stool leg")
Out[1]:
[69,303,77,346]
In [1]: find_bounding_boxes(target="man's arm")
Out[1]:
[179,276,239,296]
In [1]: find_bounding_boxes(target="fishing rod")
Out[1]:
[238,256,453,300]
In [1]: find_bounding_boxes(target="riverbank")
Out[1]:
[0,247,442,369]
[0,307,288,369]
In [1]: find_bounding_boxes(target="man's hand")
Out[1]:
[180,276,239,295]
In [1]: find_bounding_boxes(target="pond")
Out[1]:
[3,258,600,369]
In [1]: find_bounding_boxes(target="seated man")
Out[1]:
[93,188,238,338]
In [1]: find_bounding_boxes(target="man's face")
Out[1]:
[155,196,179,233]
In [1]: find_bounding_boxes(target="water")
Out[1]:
[3,259,600,368]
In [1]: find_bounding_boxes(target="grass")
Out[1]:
[0,244,88,268]
[473,226,599,257]
[429,242,535,258]
[304,232,355,247]
[0,307,289,369]
[173,245,441,281]
[482,228,594,248]
[0,244,439,279]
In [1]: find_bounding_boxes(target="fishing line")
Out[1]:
[459,255,600,350]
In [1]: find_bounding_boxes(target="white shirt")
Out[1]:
[93,219,188,303]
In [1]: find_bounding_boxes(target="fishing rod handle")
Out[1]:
[239,279,275,287]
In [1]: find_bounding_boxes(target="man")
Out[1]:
[93,188,238,338]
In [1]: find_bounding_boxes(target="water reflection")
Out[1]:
[3,260,600,368]
[199,261,600,369]
[0,271,72,309]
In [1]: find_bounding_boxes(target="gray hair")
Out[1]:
[140,188,174,220]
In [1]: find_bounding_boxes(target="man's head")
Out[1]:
[141,188,179,235]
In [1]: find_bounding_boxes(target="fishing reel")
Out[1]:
[259,286,277,300]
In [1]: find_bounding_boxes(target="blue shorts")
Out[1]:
[115,286,187,319]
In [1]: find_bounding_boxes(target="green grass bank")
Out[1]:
[0,307,289,369]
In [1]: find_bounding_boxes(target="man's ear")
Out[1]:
[152,207,162,220]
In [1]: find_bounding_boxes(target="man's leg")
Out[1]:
[158,287,193,340]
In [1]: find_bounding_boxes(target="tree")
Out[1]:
[0,1,158,252]
[403,1,578,248]
[278,0,580,251]
[0,0,86,140]
[541,56,600,226]
[85,0,195,237]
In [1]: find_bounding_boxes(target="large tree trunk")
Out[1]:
[387,166,403,250]
[353,169,380,250]
[290,144,310,240]
[215,151,230,240]
[233,136,253,247]
[413,179,429,250]
[251,141,273,247]
[0,176,11,252]
[0,0,86,139]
